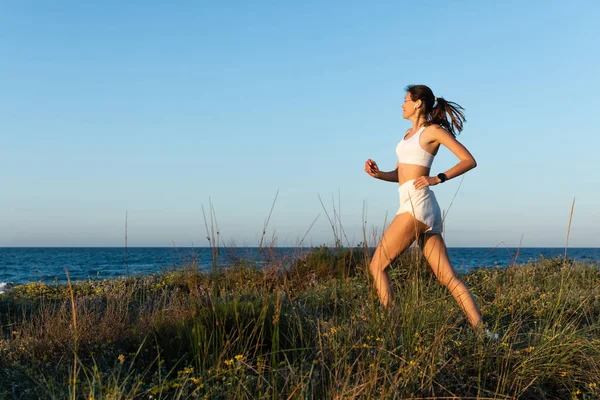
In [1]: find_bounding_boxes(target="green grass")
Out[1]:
[1,247,599,399]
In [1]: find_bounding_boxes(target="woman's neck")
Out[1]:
[410,117,426,131]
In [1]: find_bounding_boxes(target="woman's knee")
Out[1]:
[369,257,388,275]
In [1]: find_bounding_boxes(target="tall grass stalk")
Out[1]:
[259,189,279,253]
[65,268,78,400]
[318,193,340,248]
[124,210,129,277]
[298,213,320,247]
[202,198,220,272]
[564,197,576,264]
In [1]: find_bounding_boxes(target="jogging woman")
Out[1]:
[365,84,484,330]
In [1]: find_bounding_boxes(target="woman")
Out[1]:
[364,84,485,331]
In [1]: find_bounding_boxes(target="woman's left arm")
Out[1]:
[413,126,477,190]
[432,126,477,183]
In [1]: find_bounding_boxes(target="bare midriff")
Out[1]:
[397,163,431,186]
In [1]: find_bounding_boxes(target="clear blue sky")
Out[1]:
[1,1,599,247]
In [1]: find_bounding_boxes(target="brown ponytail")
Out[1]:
[405,85,466,137]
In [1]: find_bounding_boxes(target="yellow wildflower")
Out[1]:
[235,354,244,361]
[118,354,125,364]
[224,359,233,366]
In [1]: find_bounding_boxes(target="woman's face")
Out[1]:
[401,92,419,120]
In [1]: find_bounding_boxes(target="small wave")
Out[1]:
[0,282,10,294]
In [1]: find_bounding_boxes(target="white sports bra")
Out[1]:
[395,127,435,168]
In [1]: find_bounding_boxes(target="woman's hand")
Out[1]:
[365,159,380,178]
[413,175,440,190]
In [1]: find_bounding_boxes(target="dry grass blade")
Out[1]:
[201,204,212,250]
[298,213,320,247]
[201,199,219,267]
[441,174,465,227]
[124,210,129,276]
[564,197,575,264]
[332,190,350,247]
[65,268,78,400]
[513,233,524,266]
[318,193,340,247]
[210,198,220,253]
[259,189,279,252]
[483,240,515,260]
[362,200,371,267]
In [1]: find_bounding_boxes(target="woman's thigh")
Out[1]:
[372,212,429,265]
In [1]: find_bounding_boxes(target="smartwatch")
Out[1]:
[437,173,448,183]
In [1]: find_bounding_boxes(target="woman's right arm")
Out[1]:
[365,159,398,182]
[376,168,399,182]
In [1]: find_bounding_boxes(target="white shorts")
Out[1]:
[396,179,443,234]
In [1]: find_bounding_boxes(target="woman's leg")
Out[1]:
[369,212,427,308]
[419,233,483,328]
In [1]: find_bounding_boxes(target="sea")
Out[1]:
[0,247,598,293]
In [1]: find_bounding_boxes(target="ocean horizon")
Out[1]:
[1,247,598,292]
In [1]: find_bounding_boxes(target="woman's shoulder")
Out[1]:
[424,123,444,131]
[423,124,454,142]
[424,123,450,135]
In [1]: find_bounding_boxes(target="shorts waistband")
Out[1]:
[399,179,416,187]
[398,179,416,191]
[398,178,434,193]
